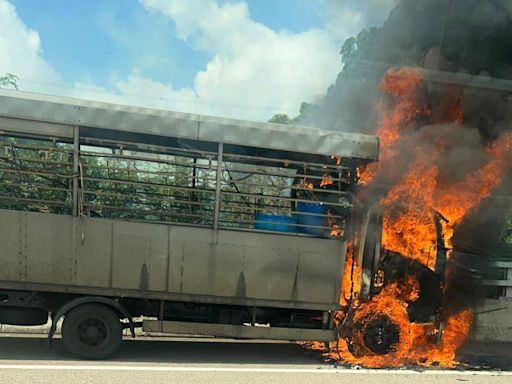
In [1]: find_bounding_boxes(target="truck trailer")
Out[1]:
[0,89,380,359]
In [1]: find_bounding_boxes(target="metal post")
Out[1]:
[438,0,453,69]
[213,143,224,231]
[72,126,80,217]
[506,267,512,298]
[191,157,198,217]
[251,306,256,326]
[159,300,165,320]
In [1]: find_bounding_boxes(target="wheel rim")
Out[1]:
[77,317,110,348]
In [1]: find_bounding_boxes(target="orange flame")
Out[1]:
[321,273,473,368]
[358,67,430,185]
[436,132,512,249]
[330,307,473,368]
[381,132,512,267]
[381,148,439,268]
[329,66,511,368]
[339,242,361,307]
[320,174,334,187]
[363,66,512,269]
[438,84,464,124]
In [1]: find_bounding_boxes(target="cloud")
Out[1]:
[137,0,341,120]
[105,0,398,120]
[0,0,60,89]
[0,0,395,121]
[321,0,397,42]
[71,76,192,112]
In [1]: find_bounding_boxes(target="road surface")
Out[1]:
[0,335,509,384]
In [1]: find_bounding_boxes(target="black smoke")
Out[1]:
[300,0,512,302]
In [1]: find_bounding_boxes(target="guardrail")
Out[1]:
[483,261,512,298]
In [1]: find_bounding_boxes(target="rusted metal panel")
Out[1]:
[143,320,337,341]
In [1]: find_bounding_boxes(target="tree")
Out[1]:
[268,113,293,125]
[268,103,316,125]
[339,28,375,69]
[0,73,19,90]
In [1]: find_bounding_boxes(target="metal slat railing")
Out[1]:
[1,132,352,238]
[483,261,512,298]
[0,137,74,214]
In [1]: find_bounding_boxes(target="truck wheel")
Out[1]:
[360,315,400,354]
[61,304,122,360]
[349,314,403,356]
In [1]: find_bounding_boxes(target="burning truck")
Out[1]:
[0,65,510,364]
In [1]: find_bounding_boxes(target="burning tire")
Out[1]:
[346,296,411,357]
[351,314,401,355]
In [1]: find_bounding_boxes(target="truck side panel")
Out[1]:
[75,219,112,287]
[0,209,345,310]
[111,221,168,292]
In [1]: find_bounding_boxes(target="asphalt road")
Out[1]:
[0,335,510,384]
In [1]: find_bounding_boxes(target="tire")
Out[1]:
[61,304,122,360]
[350,314,403,356]
[361,315,400,354]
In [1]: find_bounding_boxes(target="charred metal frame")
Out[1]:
[356,204,383,300]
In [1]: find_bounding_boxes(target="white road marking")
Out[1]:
[0,364,509,375]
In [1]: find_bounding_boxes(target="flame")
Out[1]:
[381,149,439,268]
[438,84,464,124]
[330,225,344,239]
[320,174,334,187]
[327,66,511,368]
[330,306,473,368]
[363,66,512,268]
[307,292,473,368]
[358,67,430,185]
[334,277,419,368]
[436,132,512,249]
[339,242,361,307]
[324,274,473,368]
[380,132,512,266]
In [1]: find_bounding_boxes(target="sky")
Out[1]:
[0,0,395,121]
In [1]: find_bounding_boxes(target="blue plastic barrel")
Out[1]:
[295,202,327,237]
[254,214,298,233]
